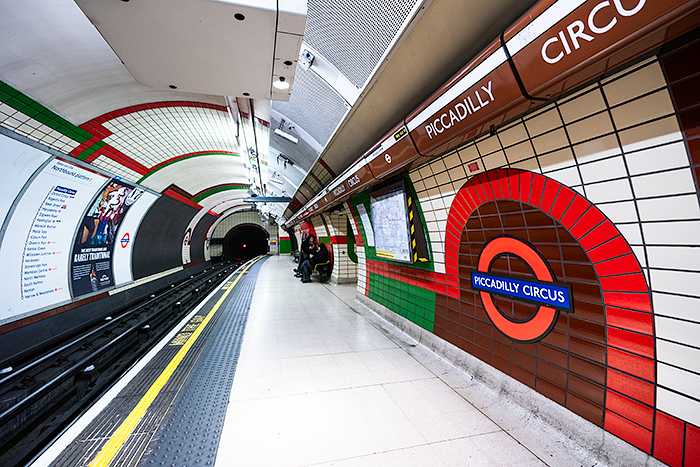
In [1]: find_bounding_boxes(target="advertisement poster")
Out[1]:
[0,158,108,324]
[70,181,144,298]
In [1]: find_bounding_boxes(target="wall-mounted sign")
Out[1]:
[472,235,572,342]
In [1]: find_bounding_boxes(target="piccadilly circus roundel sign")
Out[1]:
[471,235,573,343]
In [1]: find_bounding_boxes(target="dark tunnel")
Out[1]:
[222,224,269,261]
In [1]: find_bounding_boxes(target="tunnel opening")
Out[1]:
[222,224,269,261]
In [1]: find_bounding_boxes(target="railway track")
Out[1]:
[0,261,241,467]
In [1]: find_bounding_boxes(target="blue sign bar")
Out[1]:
[471,271,572,311]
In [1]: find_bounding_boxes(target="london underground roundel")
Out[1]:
[471,235,572,343]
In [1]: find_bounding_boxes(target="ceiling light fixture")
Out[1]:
[274,128,298,144]
[273,76,290,90]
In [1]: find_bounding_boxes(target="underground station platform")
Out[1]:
[16,255,664,467]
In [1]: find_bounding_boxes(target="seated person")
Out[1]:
[299,242,328,283]
[294,234,316,276]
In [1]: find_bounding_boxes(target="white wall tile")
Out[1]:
[596,202,638,225]
[524,107,562,137]
[578,156,628,183]
[618,116,682,153]
[434,170,451,186]
[637,194,700,221]
[499,123,529,147]
[429,159,447,174]
[542,166,581,187]
[657,387,700,428]
[443,153,462,169]
[655,315,700,347]
[427,187,440,198]
[632,169,697,198]
[653,292,700,322]
[625,141,690,175]
[573,134,621,164]
[505,140,535,163]
[532,128,570,155]
[423,176,440,190]
[566,112,614,144]
[631,245,648,269]
[658,362,700,402]
[538,147,576,172]
[511,158,541,172]
[617,223,643,244]
[482,151,507,170]
[448,164,467,181]
[657,340,700,375]
[559,89,606,123]
[642,221,700,245]
[431,197,446,210]
[458,144,480,163]
[418,166,432,179]
[585,180,633,204]
[647,246,700,272]
[603,61,666,107]
[610,89,675,130]
[650,269,700,297]
[476,135,501,155]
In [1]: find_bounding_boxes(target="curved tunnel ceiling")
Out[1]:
[0,0,540,226]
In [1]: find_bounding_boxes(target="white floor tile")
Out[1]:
[216,256,597,466]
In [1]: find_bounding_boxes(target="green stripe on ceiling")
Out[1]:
[0,80,92,143]
[192,184,249,203]
[369,272,435,332]
[137,151,241,184]
[75,141,106,161]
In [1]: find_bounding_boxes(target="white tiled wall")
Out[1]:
[407,57,700,427]
[321,211,357,284]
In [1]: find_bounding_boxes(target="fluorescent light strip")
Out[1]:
[407,47,507,131]
[505,0,587,55]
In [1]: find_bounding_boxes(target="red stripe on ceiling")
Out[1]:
[164,189,202,210]
[96,145,149,174]
[80,120,113,139]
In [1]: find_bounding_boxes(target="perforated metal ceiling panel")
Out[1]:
[305,0,421,89]
[271,66,349,149]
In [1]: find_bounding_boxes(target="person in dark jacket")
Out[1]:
[300,242,328,283]
[294,234,316,276]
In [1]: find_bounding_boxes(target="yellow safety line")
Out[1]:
[89,256,265,467]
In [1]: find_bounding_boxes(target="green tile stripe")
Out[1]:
[279,238,292,254]
[75,141,107,161]
[192,184,249,203]
[317,236,330,245]
[0,80,92,143]
[137,151,241,184]
[369,272,435,332]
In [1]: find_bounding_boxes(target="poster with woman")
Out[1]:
[70,180,143,297]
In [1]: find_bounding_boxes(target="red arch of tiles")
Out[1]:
[74,101,230,173]
[443,168,691,460]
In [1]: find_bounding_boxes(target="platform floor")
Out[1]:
[214,256,593,466]
[34,255,610,466]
